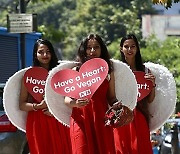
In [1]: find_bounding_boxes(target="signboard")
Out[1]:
[51,58,109,99]
[133,71,153,101]
[7,14,37,33]
[24,67,48,102]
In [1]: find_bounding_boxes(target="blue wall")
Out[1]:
[0,27,41,83]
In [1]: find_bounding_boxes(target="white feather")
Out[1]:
[144,62,177,132]
[45,62,76,127]
[45,60,138,126]
[3,67,31,132]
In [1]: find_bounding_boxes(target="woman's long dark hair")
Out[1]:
[76,34,113,73]
[120,34,151,124]
[120,34,144,72]
[33,39,58,70]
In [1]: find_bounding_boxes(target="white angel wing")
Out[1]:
[144,62,177,132]
[45,61,76,127]
[45,60,138,126]
[3,67,31,132]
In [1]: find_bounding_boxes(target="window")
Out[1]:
[0,85,4,111]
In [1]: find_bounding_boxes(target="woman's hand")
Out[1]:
[144,73,156,87]
[33,99,48,111]
[65,96,89,108]
[145,73,156,103]
[42,108,53,116]
[38,99,48,109]
[35,100,53,116]
[70,98,89,108]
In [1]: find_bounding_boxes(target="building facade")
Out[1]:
[142,3,180,40]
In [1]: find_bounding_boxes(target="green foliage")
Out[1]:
[0,0,155,59]
[0,11,8,27]
[141,35,180,111]
[152,0,180,9]
[31,0,50,2]
[61,0,153,59]
[108,38,121,59]
[0,0,19,26]
[38,25,65,43]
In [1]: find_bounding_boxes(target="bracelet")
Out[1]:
[70,98,77,105]
[32,103,38,111]
[42,108,48,112]
[112,99,119,105]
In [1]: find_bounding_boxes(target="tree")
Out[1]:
[0,0,156,59]
[0,0,52,26]
[60,0,155,59]
[152,0,180,9]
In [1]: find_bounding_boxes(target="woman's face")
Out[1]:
[121,39,137,60]
[86,39,101,59]
[36,44,52,66]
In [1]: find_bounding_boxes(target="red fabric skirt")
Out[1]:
[70,80,116,154]
[26,109,72,154]
[114,108,153,154]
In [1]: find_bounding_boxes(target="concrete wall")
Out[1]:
[142,15,180,40]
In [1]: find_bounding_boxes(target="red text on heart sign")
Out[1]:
[24,67,48,102]
[51,58,109,99]
[133,71,153,102]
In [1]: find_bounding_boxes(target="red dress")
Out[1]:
[26,98,72,154]
[70,79,116,154]
[113,107,153,154]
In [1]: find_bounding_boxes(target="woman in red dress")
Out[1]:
[114,34,156,154]
[64,34,133,154]
[19,39,72,154]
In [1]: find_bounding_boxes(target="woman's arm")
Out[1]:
[106,71,118,106]
[64,66,89,108]
[19,78,48,112]
[145,72,156,103]
[19,78,36,112]
[147,86,155,103]
[64,97,89,108]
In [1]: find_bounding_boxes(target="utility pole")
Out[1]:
[171,123,179,154]
[19,0,26,68]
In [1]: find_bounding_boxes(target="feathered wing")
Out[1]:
[45,61,77,127]
[3,67,31,132]
[46,60,177,132]
[45,60,138,126]
[144,62,177,132]
[112,59,138,110]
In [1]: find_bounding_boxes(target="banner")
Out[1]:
[24,67,48,102]
[51,58,108,99]
[133,71,153,101]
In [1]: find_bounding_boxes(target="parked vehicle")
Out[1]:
[0,83,29,154]
[0,27,41,154]
[160,118,180,154]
